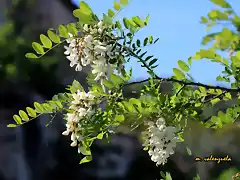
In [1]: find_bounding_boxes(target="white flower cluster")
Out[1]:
[64,21,122,84]
[62,89,96,147]
[143,118,177,166]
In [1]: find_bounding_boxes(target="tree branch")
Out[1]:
[123,77,240,92]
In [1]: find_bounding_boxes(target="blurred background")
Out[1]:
[0,0,240,180]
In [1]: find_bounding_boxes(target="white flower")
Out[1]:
[66,33,74,43]
[64,46,73,55]
[71,141,77,147]
[62,130,69,136]
[83,24,89,32]
[66,113,79,122]
[75,64,82,71]
[143,118,177,166]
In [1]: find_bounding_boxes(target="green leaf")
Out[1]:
[26,107,37,118]
[200,16,208,24]
[210,0,231,8]
[25,53,38,59]
[32,42,44,55]
[144,37,148,46]
[42,103,54,113]
[144,14,150,25]
[136,39,141,47]
[188,57,192,66]
[73,1,94,23]
[40,34,52,49]
[224,92,232,100]
[70,80,84,93]
[103,13,112,25]
[58,25,68,38]
[13,115,22,124]
[211,98,220,104]
[79,146,91,155]
[160,171,166,178]
[132,16,145,27]
[97,132,104,139]
[80,1,93,14]
[34,102,45,113]
[115,114,125,122]
[173,68,185,80]
[149,36,153,43]
[108,9,115,17]
[115,21,122,29]
[19,110,29,121]
[120,0,128,5]
[236,51,240,59]
[110,73,124,85]
[67,24,78,36]
[80,155,92,164]
[178,60,190,72]
[123,18,130,29]
[103,80,115,89]
[231,56,240,67]
[114,1,121,11]
[166,172,172,180]
[47,30,61,43]
[145,55,153,62]
[196,49,216,59]
[7,124,17,128]
[218,168,239,180]
[149,58,158,66]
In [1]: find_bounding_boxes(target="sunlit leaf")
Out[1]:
[178,60,190,72]
[32,42,44,54]
[26,107,37,118]
[19,110,29,121]
[80,155,92,164]
[25,53,38,59]
[114,1,121,11]
[40,34,52,49]
[47,30,61,43]
[173,68,185,80]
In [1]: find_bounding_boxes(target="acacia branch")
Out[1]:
[123,77,240,92]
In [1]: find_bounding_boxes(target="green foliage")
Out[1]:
[217,168,239,180]
[6,0,240,178]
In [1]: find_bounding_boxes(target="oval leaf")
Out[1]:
[58,25,68,38]
[149,58,158,66]
[114,1,121,11]
[108,9,115,17]
[25,53,38,59]
[178,60,190,72]
[47,30,61,44]
[120,0,128,5]
[67,24,78,36]
[34,102,45,113]
[79,146,91,155]
[173,68,185,80]
[7,124,17,128]
[32,42,44,55]
[26,107,37,118]
[13,115,22,124]
[40,34,52,49]
[19,110,29,121]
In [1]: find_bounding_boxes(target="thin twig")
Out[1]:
[123,78,240,93]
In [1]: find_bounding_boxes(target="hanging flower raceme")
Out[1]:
[64,21,124,84]
[62,89,96,148]
[142,117,178,166]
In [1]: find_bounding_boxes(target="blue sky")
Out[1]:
[72,0,240,86]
